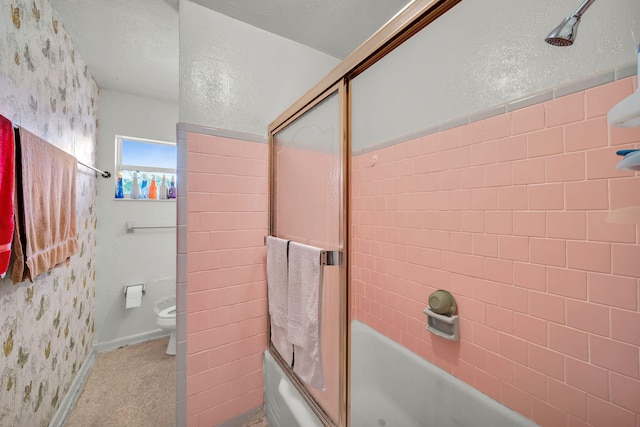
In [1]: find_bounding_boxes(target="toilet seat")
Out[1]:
[158,305,176,319]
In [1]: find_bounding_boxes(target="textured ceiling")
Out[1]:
[51,0,412,103]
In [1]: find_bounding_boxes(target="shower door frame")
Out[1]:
[266,1,461,426]
[267,78,350,427]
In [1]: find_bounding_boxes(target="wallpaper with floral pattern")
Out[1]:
[0,0,99,425]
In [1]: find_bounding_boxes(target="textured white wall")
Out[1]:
[95,89,178,349]
[179,0,340,136]
[352,0,640,150]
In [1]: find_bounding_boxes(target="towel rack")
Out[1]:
[126,222,176,233]
[264,236,343,266]
[12,124,111,178]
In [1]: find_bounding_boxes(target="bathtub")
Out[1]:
[265,321,538,427]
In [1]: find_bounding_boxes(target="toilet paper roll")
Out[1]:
[125,284,144,309]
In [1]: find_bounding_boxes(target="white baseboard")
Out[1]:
[48,349,97,427]
[93,329,169,353]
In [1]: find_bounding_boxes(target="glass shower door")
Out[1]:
[270,86,347,426]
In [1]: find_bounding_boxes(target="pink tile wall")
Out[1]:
[352,76,640,427]
[186,132,268,427]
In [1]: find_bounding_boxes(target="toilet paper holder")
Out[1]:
[123,284,146,297]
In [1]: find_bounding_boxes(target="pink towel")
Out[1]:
[11,127,78,283]
[0,115,15,277]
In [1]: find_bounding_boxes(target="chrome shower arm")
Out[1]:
[573,0,597,18]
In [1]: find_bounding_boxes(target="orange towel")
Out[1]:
[0,115,15,277]
[11,127,78,283]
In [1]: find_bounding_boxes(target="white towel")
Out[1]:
[266,236,292,366]
[287,242,324,389]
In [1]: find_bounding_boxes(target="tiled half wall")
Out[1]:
[177,125,268,427]
[352,76,640,427]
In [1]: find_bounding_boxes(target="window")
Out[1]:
[115,135,177,199]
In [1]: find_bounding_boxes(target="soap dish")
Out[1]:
[424,308,459,341]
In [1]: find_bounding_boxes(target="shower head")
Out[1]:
[545,0,597,47]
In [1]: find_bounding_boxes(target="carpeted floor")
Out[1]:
[65,337,175,427]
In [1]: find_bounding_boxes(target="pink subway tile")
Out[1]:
[565,180,610,210]
[471,188,498,211]
[513,158,546,185]
[499,331,530,365]
[514,364,547,400]
[586,147,636,180]
[566,299,609,336]
[528,343,565,380]
[484,113,512,141]
[501,382,532,419]
[610,308,640,346]
[529,183,564,210]
[514,313,548,346]
[486,258,514,285]
[449,189,473,211]
[590,335,639,378]
[586,78,635,118]
[497,135,528,162]
[545,92,585,127]
[450,232,473,254]
[472,141,498,166]
[530,238,566,268]
[547,211,586,240]
[499,284,528,313]
[513,262,546,291]
[484,211,513,235]
[460,211,485,232]
[450,146,472,170]
[460,121,484,146]
[565,117,608,152]
[440,127,461,150]
[473,234,499,257]
[513,212,546,238]
[612,243,640,277]
[406,137,423,158]
[588,211,636,243]
[588,272,638,311]
[529,291,565,324]
[587,395,636,427]
[527,127,564,158]
[486,305,515,334]
[457,295,487,323]
[513,104,545,136]
[484,162,512,187]
[460,166,485,189]
[547,267,587,299]
[546,152,586,183]
[565,356,609,400]
[547,378,588,421]
[567,241,611,274]
[497,186,528,211]
[473,278,501,305]
[532,397,569,427]
[610,177,640,210]
[499,236,530,262]
[548,323,589,361]
[472,323,499,353]
[610,372,640,413]
[484,351,514,382]
[610,126,640,146]
[474,369,501,401]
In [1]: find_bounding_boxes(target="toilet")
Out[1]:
[156,305,176,355]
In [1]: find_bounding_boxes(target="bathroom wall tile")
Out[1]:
[459,121,484,147]
[512,104,545,136]
[513,262,545,291]
[483,113,512,142]
[471,188,497,211]
[528,343,564,380]
[546,211,586,240]
[513,158,545,185]
[529,291,565,324]
[547,378,588,421]
[528,183,564,210]
[484,351,514,382]
[470,105,507,125]
[547,267,587,300]
[498,284,528,313]
[483,162,512,187]
[545,92,585,128]
[486,258,513,285]
[513,314,547,347]
[546,152,586,183]
[527,127,564,158]
[588,273,638,311]
[530,238,566,268]
[501,382,533,419]
[610,308,640,346]
[513,212,546,238]
[587,395,637,427]
[472,234,498,258]
[587,211,636,243]
[565,117,609,153]
[473,369,501,402]
[612,243,640,277]
[586,147,636,180]
[586,78,635,119]
[590,335,639,378]
[498,331,530,365]
[567,241,611,274]
[565,357,609,400]
[472,323,499,353]
[471,141,498,166]
[514,364,548,400]
[460,166,485,189]
[609,372,640,413]
[548,323,588,361]
[609,177,640,210]
[485,305,514,334]
[497,135,528,162]
[566,299,609,337]
[609,125,640,146]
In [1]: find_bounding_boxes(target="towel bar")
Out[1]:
[264,236,343,266]
[126,222,176,233]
